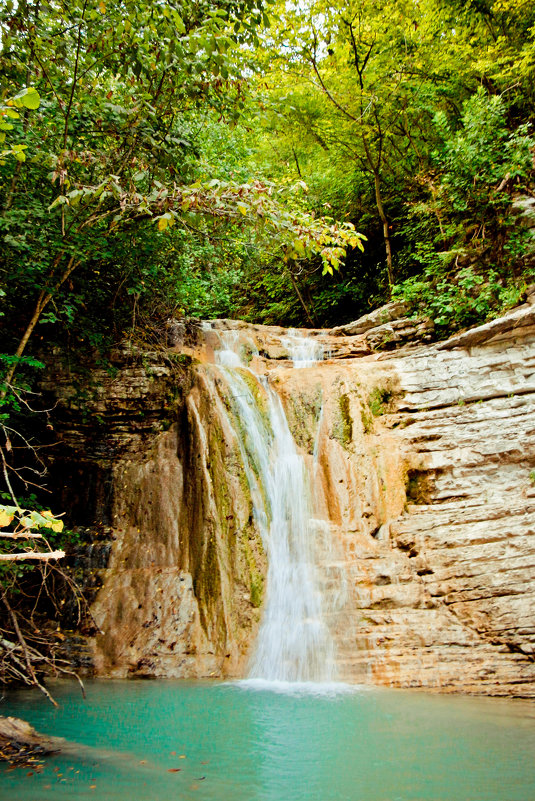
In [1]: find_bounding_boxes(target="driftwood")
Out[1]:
[0,715,64,765]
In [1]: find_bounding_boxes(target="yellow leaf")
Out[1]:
[0,510,14,528]
[157,216,168,231]
[98,1,106,12]
[237,204,247,215]
[41,511,63,531]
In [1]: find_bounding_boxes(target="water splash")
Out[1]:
[235,678,358,697]
[282,329,325,368]
[214,330,336,682]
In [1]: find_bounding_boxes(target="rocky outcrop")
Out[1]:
[203,309,434,362]
[43,304,535,695]
[328,300,409,335]
[42,348,265,679]
[89,365,266,679]
[0,717,63,765]
[375,321,535,694]
[267,308,535,695]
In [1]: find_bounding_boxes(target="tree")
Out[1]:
[253,0,454,288]
[0,0,364,395]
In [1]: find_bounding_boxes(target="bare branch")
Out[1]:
[0,550,65,562]
[2,593,58,706]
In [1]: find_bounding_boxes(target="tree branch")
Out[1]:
[0,551,65,561]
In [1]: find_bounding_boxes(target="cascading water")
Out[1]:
[213,329,336,683]
[282,328,325,368]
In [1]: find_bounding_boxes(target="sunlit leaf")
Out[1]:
[0,509,14,528]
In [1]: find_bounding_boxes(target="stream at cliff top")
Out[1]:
[2,679,535,801]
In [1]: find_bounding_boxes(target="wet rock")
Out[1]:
[0,716,64,765]
[42,304,535,696]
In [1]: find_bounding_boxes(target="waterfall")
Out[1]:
[213,330,336,683]
[282,329,325,368]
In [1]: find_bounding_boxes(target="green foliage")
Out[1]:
[0,504,64,533]
[0,0,367,390]
[236,0,535,327]
[393,88,534,332]
[0,492,79,590]
[433,90,533,214]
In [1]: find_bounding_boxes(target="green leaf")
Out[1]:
[173,12,186,34]
[14,87,41,110]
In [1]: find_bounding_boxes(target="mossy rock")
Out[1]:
[332,392,353,448]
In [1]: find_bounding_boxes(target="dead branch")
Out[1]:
[2,593,58,706]
[0,551,65,562]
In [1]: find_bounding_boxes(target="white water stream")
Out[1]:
[282,328,325,368]
[214,330,336,683]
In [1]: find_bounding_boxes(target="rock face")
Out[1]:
[43,347,264,679]
[275,319,535,696]
[44,306,535,695]
[373,312,535,694]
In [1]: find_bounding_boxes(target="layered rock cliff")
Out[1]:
[42,347,264,678]
[44,302,535,696]
[270,304,535,696]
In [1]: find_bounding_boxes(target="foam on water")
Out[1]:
[234,678,359,697]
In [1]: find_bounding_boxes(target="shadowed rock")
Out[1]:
[0,716,64,765]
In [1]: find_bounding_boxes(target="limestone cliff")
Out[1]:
[42,346,264,678]
[44,303,535,695]
[271,305,535,696]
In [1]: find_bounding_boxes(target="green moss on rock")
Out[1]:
[332,392,353,447]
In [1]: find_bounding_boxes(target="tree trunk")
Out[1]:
[288,269,317,327]
[373,171,394,289]
[1,256,78,395]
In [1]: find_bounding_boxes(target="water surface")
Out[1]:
[1,679,535,800]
